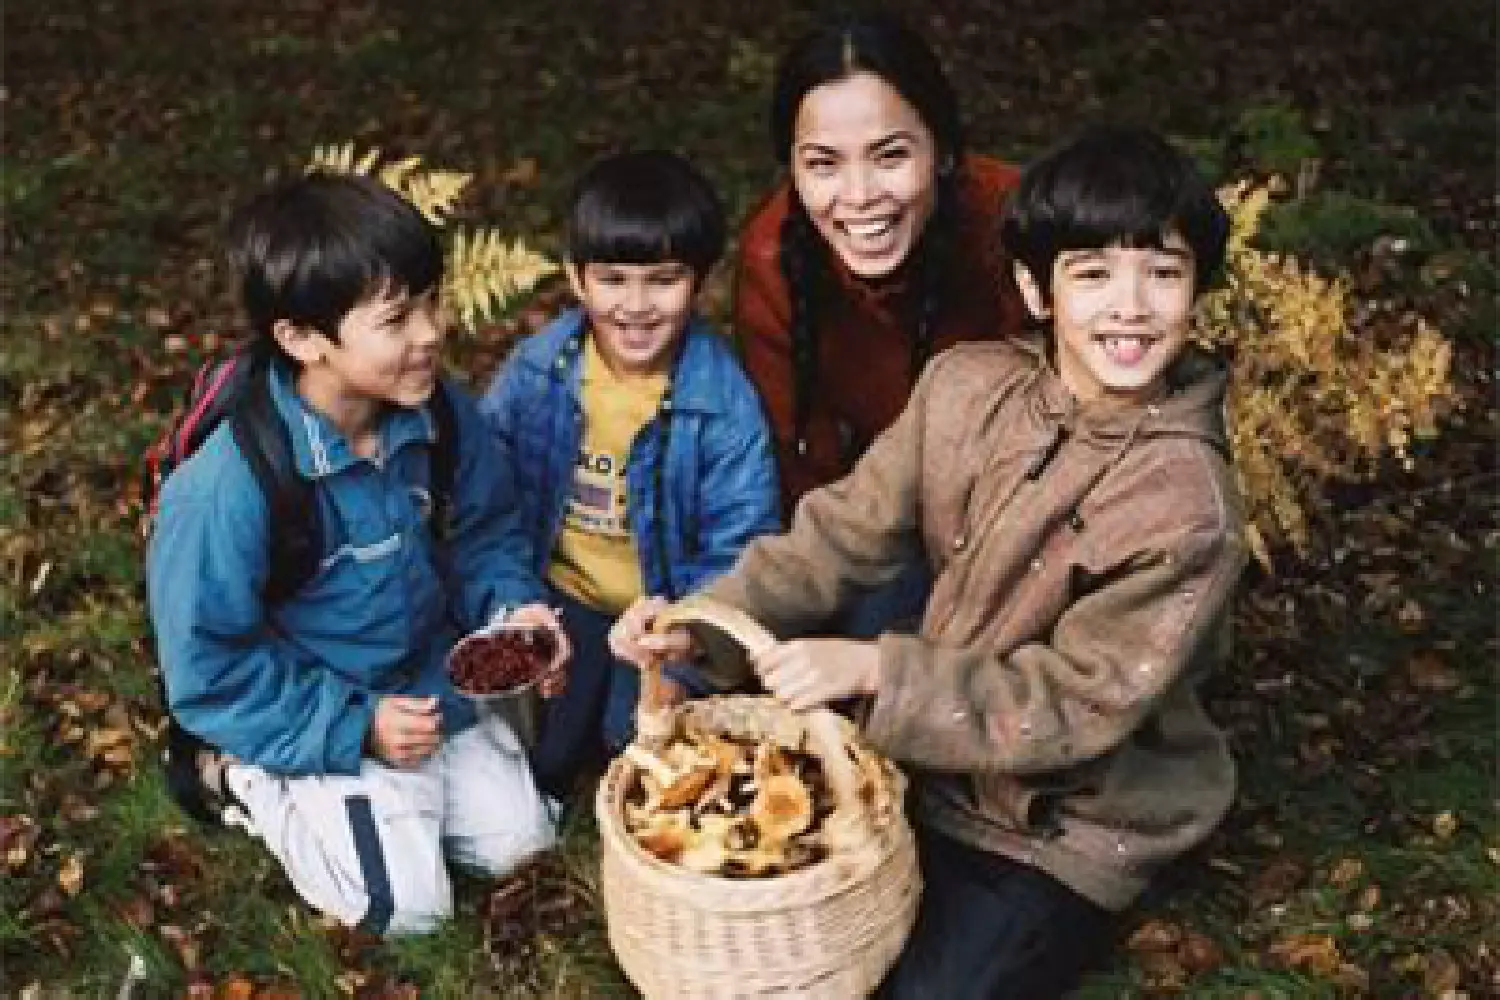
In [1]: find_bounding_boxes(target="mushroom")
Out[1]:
[685,731,742,814]
[625,743,717,811]
[677,814,740,874]
[752,739,792,786]
[750,772,815,842]
[678,836,730,874]
[632,809,693,861]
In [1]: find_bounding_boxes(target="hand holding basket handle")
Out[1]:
[644,595,871,849]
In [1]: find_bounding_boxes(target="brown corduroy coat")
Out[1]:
[700,337,1250,910]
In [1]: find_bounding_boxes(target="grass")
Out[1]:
[3,0,1496,995]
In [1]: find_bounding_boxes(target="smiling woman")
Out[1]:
[734,12,1029,515]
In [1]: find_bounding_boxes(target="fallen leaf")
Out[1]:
[1268,932,1342,975]
[1177,930,1224,972]
[1127,918,1185,953]
[1251,858,1306,904]
[1423,947,1463,993]
[1407,651,1463,692]
[216,975,255,1000]
[1328,857,1364,887]
[1394,597,1425,632]
[57,854,84,897]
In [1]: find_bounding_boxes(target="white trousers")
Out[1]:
[225,712,555,935]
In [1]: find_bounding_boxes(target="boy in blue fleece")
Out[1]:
[478,151,779,795]
[147,173,567,935]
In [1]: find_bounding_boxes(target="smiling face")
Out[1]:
[790,71,939,280]
[279,283,445,434]
[568,260,696,378]
[1016,234,1197,404]
[323,286,445,407]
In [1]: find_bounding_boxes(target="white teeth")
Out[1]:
[843,219,895,238]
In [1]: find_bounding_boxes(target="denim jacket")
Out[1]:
[146,361,544,776]
[478,307,780,605]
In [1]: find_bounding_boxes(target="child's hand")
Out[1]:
[608,596,699,670]
[371,695,441,768]
[506,603,571,698]
[753,639,881,712]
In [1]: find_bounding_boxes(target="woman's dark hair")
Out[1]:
[566,149,726,280]
[1000,124,1230,300]
[227,171,443,357]
[769,11,965,455]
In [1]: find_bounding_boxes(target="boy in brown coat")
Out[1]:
[612,124,1249,998]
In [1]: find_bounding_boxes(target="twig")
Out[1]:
[114,952,148,1000]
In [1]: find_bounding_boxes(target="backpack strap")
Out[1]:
[142,356,248,528]
[230,365,322,604]
[427,377,460,543]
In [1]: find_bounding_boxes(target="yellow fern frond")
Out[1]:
[400,169,472,225]
[1195,180,1455,564]
[304,145,472,224]
[444,226,558,332]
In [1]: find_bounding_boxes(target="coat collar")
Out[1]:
[525,306,734,415]
[1012,335,1230,451]
[268,360,438,479]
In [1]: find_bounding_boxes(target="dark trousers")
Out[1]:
[528,590,637,798]
[877,826,1118,1000]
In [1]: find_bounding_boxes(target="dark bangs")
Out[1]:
[1001,125,1229,295]
[566,150,725,276]
[230,172,442,343]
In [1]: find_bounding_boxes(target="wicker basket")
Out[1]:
[596,596,921,999]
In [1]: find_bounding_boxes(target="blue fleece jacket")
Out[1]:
[146,361,544,775]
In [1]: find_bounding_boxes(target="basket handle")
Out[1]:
[648,595,872,845]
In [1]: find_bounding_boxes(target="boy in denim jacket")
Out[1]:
[147,173,567,935]
[479,151,779,796]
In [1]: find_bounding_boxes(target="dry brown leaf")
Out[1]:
[1127,918,1184,953]
[1407,651,1464,693]
[1177,930,1224,973]
[56,854,83,897]
[1327,857,1364,887]
[1268,932,1342,975]
[216,976,255,1000]
[1422,948,1463,993]
[1251,858,1307,904]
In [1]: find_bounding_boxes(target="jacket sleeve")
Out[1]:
[675,383,783,595]
[864,522,1248,775]
[698,356,937,688]
[443,380,546,629]
[147,475,373,776]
